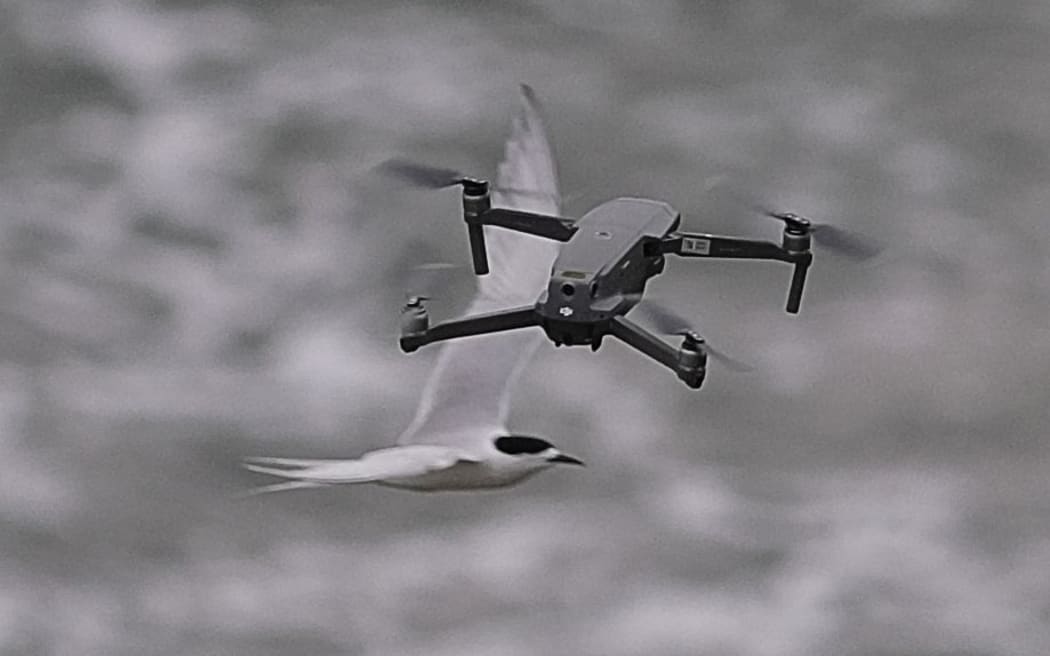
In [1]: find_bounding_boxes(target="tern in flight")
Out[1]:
[242,85,583,495]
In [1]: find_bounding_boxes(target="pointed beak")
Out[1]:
[548,453,585,466]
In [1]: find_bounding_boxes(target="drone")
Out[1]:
[382,159,876,389]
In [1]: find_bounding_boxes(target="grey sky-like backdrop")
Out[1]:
[1,1,1049,654]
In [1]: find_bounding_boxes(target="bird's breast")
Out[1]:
[377,461,540,491]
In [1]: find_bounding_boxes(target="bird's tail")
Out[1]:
[235,479,325,498]
[238,456,376,497]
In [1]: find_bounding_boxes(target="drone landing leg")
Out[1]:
[607,316,705,389]
[400,306,539,353]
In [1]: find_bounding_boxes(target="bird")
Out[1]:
[241,85,584,495]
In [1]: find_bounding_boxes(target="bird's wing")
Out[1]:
[398,85,561,448]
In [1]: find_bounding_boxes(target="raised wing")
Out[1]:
[398,85,561,447]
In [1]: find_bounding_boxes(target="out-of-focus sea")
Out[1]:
[1,1,1048,654]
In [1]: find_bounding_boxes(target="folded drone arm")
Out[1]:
[607,315,705,389]
[651,232,813,314]
[461,187,575,275]
[651,232,791,262]
[400,305,540,353]
[473,208,577,242]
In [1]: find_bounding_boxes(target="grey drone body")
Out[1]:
[537,198,677,347]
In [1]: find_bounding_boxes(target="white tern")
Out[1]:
[242,85,583,494]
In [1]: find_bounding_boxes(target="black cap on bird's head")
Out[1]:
[494,435,584,466]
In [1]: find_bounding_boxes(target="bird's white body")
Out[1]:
[244,442,556,493]
[378,460,543,492]
[372,447,550,491]
[242,86,582,495]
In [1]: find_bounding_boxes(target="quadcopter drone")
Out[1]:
[383,160,876,389]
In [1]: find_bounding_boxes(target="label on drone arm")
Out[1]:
[680,237,711,255]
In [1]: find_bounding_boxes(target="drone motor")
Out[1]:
[400,300,429,344]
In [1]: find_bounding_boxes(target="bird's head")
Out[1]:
[492,435,584,470]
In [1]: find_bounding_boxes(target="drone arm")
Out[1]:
[608,316,678,370]
[400,305,539,353]
[653,232,813,314]
[474,208,577,242]
[607,316,705,389]
[653,232,790,261]
[462,185,574,274]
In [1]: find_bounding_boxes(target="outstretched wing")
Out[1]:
[398,85,561,446]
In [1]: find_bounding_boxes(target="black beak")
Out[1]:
[548,453,585,466]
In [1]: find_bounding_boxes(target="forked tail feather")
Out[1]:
[235,479,326,498]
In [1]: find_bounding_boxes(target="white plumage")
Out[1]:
[242,85,582,495]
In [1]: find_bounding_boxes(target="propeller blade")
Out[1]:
[703,176,776,217]
[637,300,692,335]
[404,262,461,301]
[492,186,561,203]
[706,177,882,260]
[634,301,753,372]
[700,344,754,374]
[375,158,467,189]
[809,223,881,260]
[374,157,563,203]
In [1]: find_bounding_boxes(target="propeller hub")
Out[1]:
[460,178,489,196]
[678,330,705,348]
[771,212,811,232]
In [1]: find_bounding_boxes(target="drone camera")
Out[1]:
[561,283,576,297]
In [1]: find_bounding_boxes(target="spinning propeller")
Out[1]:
[375,157,556,201]
[375,158,480,190]
[404,262,459,306]
[761,209,880,261]
[636,301,753,373]
[706,178,881,261]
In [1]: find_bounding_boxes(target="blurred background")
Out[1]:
[2,0,1049,654]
